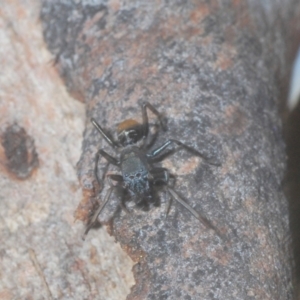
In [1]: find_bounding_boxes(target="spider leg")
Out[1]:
[142,102,167,138]
[107,174,123,182]
[84,186,114,238]
[164,189,172,217]
[150,168,174,217]
[94,160,109,186]
[141,102,167,148]
[84,174,125,238]
[147,139,220,166]
[94,149,120,185]
[120,195,131,214]
[144,123,160,150]
[150,165,223,238]
[107,174,131,214]
[150,167,169,184]
[91,118,119,149]
[167,187,224,240]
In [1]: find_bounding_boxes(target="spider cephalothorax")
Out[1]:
[117,119,144,146]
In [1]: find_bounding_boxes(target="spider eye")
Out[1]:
[118,126,142,146]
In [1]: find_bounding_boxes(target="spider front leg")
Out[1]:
[91,118,119,149]
[92,117,121,185]
[141,102,167,149]
[142,102,167,138]
[94,149,120,185]
[144,123,160,150]
[147,139,220,166]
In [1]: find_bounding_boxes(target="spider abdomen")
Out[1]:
[121,148,150,194]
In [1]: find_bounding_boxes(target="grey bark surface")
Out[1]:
[15,0,300,299]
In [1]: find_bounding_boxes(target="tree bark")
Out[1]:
[38,0,299,299]
[0,1,133,300]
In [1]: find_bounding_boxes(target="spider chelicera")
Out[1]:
[85,102,221,237]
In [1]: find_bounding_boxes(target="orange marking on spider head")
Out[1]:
[117,119,141,133]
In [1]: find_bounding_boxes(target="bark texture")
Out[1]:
[0,1,134,300]
[1,0,298,299]
[40,0,300,299]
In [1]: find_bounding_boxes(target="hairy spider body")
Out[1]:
[85,102,222,238]
[121,147,153,205]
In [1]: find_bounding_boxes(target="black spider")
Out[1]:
[85,102,222,237]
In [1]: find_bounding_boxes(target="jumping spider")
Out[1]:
[85,102,221,237]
